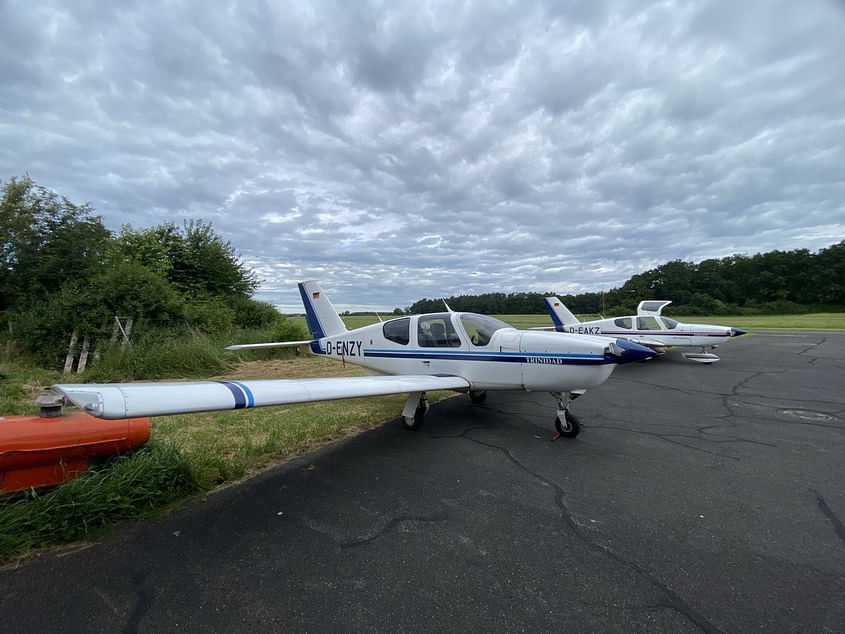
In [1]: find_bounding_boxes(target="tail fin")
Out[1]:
[543,296,581,331]
[298,281,347,338]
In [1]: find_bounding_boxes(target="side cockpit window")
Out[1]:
[383,317,410,345]
[614,317,633,329]
[637,316,661,330]
[661,317,679,330]
[418,314,462,347]
[460,314,509,347]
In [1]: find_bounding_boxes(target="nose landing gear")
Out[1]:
[552,391,582,439]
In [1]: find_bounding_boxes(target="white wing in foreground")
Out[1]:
[53,375,470,420]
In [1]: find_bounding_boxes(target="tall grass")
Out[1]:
[0,442,199,561]
[85,334,234,381]
[80,316,310,382]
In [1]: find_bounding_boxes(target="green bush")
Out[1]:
[229,295,282,329]
[183,296,236,334]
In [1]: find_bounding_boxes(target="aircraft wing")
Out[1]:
[53,375,471,420]
[618,335,668,350]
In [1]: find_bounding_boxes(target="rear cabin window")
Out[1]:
[637,316,661,330]
[418,314,462,347]
[383,318,410,345]
[614,317,633,329]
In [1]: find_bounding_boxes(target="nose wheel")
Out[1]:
[555,410,581,437]
[552,392,581,438]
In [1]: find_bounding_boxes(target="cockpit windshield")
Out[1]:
[661,317,680,329]
[460,314,511,347]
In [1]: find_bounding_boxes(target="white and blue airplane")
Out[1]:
[52,282,655,438]
[542,297,746,363]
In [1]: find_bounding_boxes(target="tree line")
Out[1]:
[1,175,287,367]
[407,242,845,316]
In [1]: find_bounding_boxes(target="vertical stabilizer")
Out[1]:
[298,281,347,338]
[543,296,581,330]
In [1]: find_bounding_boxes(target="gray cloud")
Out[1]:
[2,0,843,312]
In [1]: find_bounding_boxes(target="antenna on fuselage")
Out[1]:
[443,300,454,313]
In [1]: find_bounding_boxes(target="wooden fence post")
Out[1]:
[77,337,90,373]
[63,330,79,374]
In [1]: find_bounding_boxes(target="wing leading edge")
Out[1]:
[53,375,471,420]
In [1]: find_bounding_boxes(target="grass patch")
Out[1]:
[667,313,845,330]
[0,442,198,561]
[0,363,61,416]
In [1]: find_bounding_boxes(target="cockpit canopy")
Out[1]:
[381,312,511,348]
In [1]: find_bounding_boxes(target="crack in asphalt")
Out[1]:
[810,489,845,549]
[298,512,449,550]
[585,420,743,460]
[339,513,449,549]
[122,571,156,634]
[446,426,725,634]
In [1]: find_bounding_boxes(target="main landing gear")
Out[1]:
[552,391,581,438]
[400,390,582,438]
[402,392,430,430]
[469,390,487,404]
[400,390,486,431]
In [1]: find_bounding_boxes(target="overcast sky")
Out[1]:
[2,1,844,312]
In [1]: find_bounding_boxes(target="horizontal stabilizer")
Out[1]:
[226,339,314,350]
[53,375,470,419]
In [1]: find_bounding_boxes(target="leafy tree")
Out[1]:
[110,221,258,300]
[228,294,282,329]
[1,175,110,310]
[168,220,257,298]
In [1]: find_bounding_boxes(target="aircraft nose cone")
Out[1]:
[613,339,656,364]
[730,328,747,337]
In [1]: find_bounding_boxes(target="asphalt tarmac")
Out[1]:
[1,331,844,633]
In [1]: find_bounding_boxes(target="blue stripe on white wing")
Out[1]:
[219,381,255,409]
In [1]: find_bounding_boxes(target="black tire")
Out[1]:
[554,411,581,438]
[403,405,426,431]
[469,390,487,404]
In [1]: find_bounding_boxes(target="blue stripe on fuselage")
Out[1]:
[362,348,611,365]
[601,330,729,338]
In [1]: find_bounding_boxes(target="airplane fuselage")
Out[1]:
[557,315,739,350]
[310,312,633,393]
